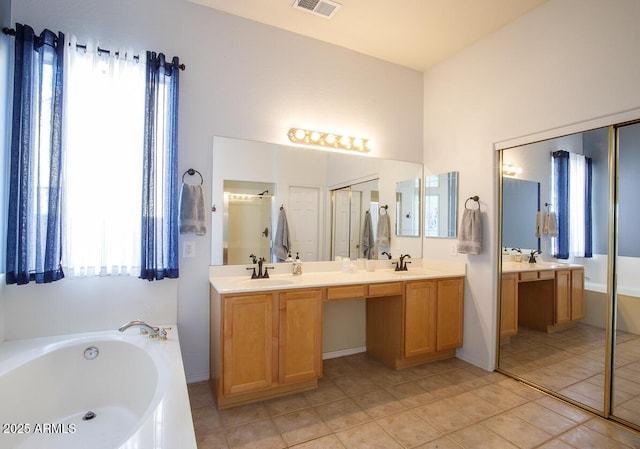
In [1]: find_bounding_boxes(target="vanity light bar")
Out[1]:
[287,128,371,153]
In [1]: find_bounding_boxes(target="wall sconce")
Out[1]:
[287,128,371,153]
[502,163,522,177]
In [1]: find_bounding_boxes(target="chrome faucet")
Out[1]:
[118,320,159,337]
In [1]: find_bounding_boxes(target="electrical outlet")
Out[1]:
[450,243,458,256]
[183,241,195,258]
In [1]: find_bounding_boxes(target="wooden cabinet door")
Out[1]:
[436,278,464,351]
[500,274,518,339]
[223,294,275,396]
[571,268,585,320]
[279,289,323,384]
[555,270,571,324]
[404,281,437,357]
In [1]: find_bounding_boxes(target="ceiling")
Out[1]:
[187,0,547,71]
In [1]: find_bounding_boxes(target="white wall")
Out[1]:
[6,0,423,381]
[423,0,640,370]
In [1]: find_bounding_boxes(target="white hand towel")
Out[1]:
[179,183,206,235]
[457,208,482,254]
[274,208,291,261]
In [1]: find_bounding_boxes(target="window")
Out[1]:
[63,41,146,276]
[551,150,593,259]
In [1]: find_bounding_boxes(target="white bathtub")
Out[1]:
[0,327,196,449]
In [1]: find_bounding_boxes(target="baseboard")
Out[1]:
[186,372,210,384]
[322,346,366,360]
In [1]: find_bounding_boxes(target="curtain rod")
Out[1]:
[2,26,186,71]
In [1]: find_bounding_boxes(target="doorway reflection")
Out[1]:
[498,127,609,414]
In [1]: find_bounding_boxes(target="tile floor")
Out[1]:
[188,353,640,448]
[500,322,640,424]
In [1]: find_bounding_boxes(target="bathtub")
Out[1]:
[0,327,196,449]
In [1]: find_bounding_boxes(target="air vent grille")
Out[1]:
[292,0,341,19]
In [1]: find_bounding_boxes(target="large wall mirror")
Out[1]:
[497,122,640,430]
[211,136,423,265]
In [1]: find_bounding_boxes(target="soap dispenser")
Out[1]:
[292,252,302,276]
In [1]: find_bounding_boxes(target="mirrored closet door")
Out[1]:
[498,119,640,431]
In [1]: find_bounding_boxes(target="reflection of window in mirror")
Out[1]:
[424,172,458,238]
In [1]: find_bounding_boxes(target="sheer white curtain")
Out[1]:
[568,152,587,258]
[62,37,146,276]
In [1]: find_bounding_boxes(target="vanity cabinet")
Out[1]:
[211,288,322,408]
[222,293,274,396]
[555,268,585,324]
[501,266,585,337]
[500,273,519,340]
[211,273,465,408]
[368,277,464,369]
[278,289,323,384]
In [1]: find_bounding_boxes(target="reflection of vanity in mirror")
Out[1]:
[211,136,423,265]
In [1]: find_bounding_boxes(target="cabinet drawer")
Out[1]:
[368,282,403,297]
[519,271,539,281]
[326,284,367,301]
[538,270,555,280]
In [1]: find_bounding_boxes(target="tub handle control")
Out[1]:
[158,327,172,341]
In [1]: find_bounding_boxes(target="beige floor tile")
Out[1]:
[272,407,331,446]
[449,423,519,449]
[377,410,442,448]
[583,417,640,448]
[187,380,216,409]
[469,382,529,410]
[482,413,553,448]
[413,398,476,434]
[534,396,592,423]
[304,377,347,405]
[352,388,407,419]
[314,398,371,432]
[225,419,286,449]
[332,372,379,396]
[535,439,576,449]
[197,430,229,449]
[289,434,347,449]
[446,391,503,421]
[385,380,437,407]
[335,421,404,449]
[495,378,545,401]
[264,391,311,416]
[414,436,464,449]
[509,402,578,435]
[219,402,271,428]
[559,424,634,449]
[191,404,224,435]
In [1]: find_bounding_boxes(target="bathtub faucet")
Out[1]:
[118,320,159,338]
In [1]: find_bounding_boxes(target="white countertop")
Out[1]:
[210,259,466,294]
[502,261,583,274]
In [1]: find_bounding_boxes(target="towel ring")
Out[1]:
[465,196,480,211]
[379,205,389,215]
[182,168,203,185]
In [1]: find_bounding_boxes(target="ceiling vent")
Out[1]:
[292,0,341,19]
